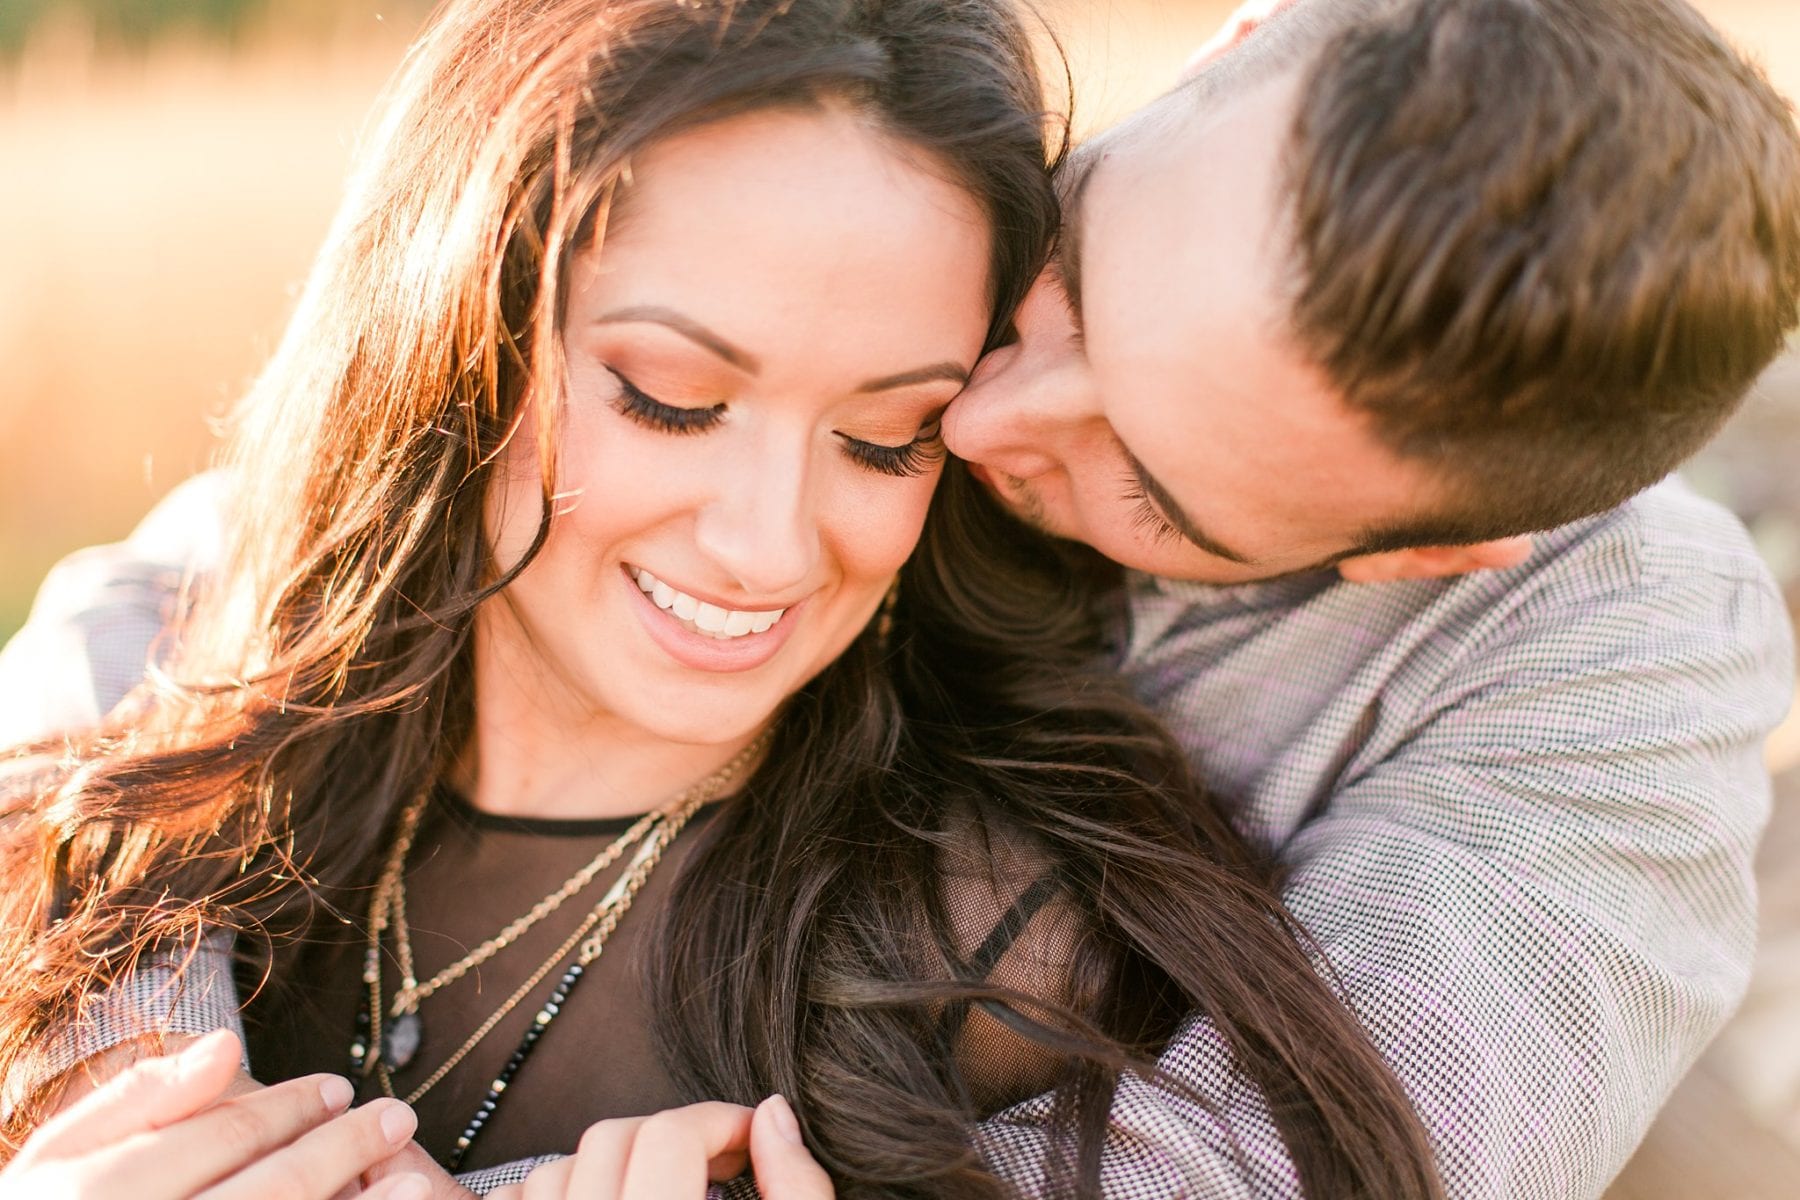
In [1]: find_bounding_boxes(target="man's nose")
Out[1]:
[943,340,1093,479]
[692,445,821,598]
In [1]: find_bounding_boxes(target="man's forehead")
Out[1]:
[1079,77,1306,351]
[1060,72,1304,267]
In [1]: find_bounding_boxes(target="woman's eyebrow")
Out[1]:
[856,363,970,392]
[594,306,760,373]
[596,305,967,393]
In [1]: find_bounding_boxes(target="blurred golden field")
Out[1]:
[2,2,1800,1195]
[1,0,1797,637]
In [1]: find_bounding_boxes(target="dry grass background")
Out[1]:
[0,0,1796,636]
[1,0,1798,1194]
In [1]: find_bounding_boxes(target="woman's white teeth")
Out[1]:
[632,568,785,640]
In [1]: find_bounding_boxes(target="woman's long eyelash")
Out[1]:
[609,371,725,435]
[844,424,947,478]
[608,367,940,478]
[1120,478,1185,546]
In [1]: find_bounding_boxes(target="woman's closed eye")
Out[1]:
[609,369,726,435]
[839,420,945,478]
[608,368,946,479]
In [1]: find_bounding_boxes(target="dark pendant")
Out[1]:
[387,1010,424,1071]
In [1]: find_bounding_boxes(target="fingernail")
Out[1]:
[379,1101,418,1145]
[182,1029,232,1056]
[767,1094,803,1145]
[319,1075,355,1112]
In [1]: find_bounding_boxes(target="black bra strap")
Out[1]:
[937,873,1063,1043]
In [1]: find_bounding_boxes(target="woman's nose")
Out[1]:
[691,455,821,598]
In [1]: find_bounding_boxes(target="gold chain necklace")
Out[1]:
[387,805,667,1019]
[349,734,769,1112]
[377,798,697,1106]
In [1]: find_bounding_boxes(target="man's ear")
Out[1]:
[1182,0,1299,80]
[1336,536,1535,583]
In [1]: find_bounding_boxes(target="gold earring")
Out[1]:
[876,578,901,645]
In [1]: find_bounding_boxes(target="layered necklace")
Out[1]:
[350,734,768,1170]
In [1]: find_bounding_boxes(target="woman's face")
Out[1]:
[484,104,993,750]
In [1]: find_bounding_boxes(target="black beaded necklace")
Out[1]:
[347,961,589,1168]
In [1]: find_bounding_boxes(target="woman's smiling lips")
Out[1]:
[632,567,787,636]
[621,563,804,672]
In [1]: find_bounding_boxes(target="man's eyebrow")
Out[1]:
[1124,449,1259,565]
[1052,152,1102,339]
[594,306,760,373]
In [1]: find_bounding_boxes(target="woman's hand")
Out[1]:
[46,1030,264,1116]
[490,1096,832,1200]
[0,1029,429,1200]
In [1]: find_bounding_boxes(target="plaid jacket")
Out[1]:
[1,475,1789,1198]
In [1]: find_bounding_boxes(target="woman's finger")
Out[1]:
[191,1098,418,1200]
[749,1096,834,1200]
[566,1116,645,1199]
[617,1103,754,1199]
[76,1070,357,1199]
[21,1030,245,1162]
[356,1136,467,1200]
[519,1155,577,1200]
[357,1174,436,1200]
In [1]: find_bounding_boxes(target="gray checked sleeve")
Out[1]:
[976,500,1793,1197]
[0,937,246,1121]
[0,473,224,748]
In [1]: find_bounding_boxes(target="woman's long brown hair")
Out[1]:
[0,1,1440,1195]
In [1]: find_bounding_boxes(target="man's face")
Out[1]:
[944,72,1451,584]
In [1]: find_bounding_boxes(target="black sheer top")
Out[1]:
[243,789,1076,1174]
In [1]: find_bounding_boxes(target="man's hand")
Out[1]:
[2,1030,428,1200]
[487,1096,833,1200]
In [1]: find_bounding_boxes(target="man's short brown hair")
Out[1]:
[1282,0,1800,542]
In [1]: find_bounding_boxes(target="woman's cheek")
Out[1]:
[551,404,692,531]
[828,468,942,580]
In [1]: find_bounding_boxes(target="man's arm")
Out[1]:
[981,509,1791,1197]
[0,473,225,748]
[1,938,249,1123]
[0,477,245,1115]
